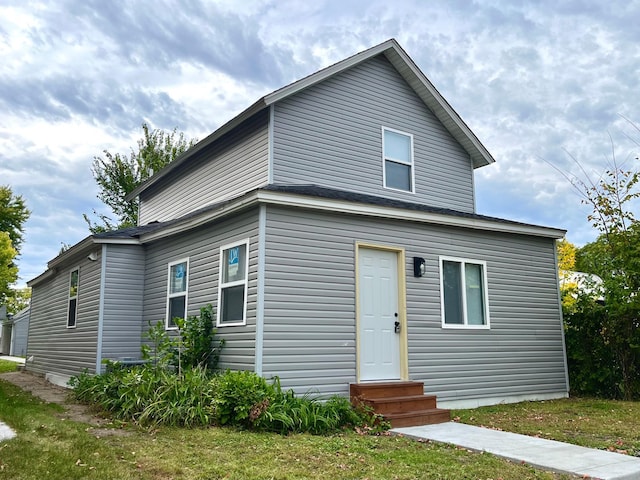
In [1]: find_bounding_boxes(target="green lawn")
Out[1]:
[0,378,573,480]
[453,396,640,456]
[0,360,18,374]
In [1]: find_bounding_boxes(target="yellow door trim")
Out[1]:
[355,241,408,382]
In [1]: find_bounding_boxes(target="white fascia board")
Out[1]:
[256,190,566,239]
[26,268,56,287]
[384,48,494,168]
[94,238,141,245]
[46,236,95,269]
[264,40,395,105]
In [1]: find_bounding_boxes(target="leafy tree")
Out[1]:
[557,238,579,311]
[5,287,31,314]
[0,185,30,255]
[85,124,197,232]
[0,232,18,304]
[557,238,577,272]
[563,126,640,399]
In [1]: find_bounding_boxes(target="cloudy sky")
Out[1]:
[2,0,640,286]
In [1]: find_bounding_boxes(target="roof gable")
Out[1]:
[128,39,494,200]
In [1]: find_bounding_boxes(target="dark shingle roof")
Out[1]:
[97,183,564,241]
[261,184,561,231]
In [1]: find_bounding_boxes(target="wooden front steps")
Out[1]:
[350,381,450,428]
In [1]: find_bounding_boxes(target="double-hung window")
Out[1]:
[67,268,79,328]
[166,259,189,330]
[217,239,249,326]
[382,127,414,192]
[440,257,489,328]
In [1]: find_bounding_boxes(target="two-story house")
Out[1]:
[27,39,569,412]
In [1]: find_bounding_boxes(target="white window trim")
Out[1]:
[66,267,79,329]
[439,256,490,329]
[381,126,415,194]
[217,238,250,327]
[166,258,189,330]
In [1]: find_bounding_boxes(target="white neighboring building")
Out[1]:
[560,270,605,303]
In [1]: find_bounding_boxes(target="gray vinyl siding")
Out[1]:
[27,252,102,377]
[272,55,475,212]
[262,206,567,401]
[100,245,145,363]
[10,310,29,357]
[139,111,270,225]
[142,209,259,370]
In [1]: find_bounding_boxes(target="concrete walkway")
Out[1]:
[0,422,15,442]
[0,357,23,442]
[0,355,25,364]
[393,422,640,480]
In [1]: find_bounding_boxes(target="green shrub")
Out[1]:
[212,370,276,427]
[141,304,225,373]
[176,305,225,371]
[258,379,386,435]
[136,366,216,426]
[71,367,388,435]
[71,365,216,426]
[564,295,620,398]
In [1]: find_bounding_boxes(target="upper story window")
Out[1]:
[166,259,189,330]
[382,127,414,193]
[217,239,249,327]
[67,268,79,328]
[440,257,490,329]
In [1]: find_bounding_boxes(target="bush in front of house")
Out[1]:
[256,386,369,435]
[71,305,385,434]
[141,304,225,373]
[71,364,216,427]
[71,366,384,434]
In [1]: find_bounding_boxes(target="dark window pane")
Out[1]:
[220,285,245,324]
[443,261,463,324]
[68,298,77,327]
[168,295,186,328]
[385,161,411,191]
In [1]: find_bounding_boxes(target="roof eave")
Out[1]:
[126,98,268,201]
[256,189,565,239]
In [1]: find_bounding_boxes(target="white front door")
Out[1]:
[358,247,401,381]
